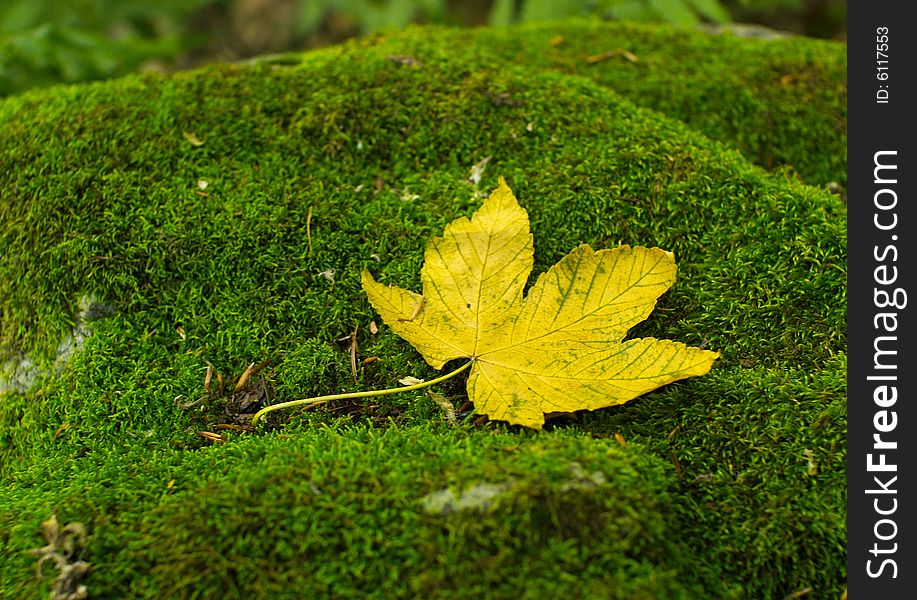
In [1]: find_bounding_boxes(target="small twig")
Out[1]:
[235,362,255,392]
[667,424,680,440]
[196,431,226,443]
[349,324,360,382]
[248,357,273,380]
[585,48,638,64]
[215,423,254,432]
[306,206,313,254]
[670,451,682,478]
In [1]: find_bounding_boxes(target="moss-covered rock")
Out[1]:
[1,19,845,599]
[336,19,847,187]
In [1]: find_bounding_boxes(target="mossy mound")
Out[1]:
[329,19,847,187]
[1,19,845,599]
[3,427,709,598]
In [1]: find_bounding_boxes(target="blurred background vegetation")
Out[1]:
[1,0,845,97]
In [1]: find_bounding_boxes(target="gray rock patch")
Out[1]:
[1,294,114,394]
[421,481,513,516]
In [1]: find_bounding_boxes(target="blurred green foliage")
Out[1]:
[724,0,846,40]
[294,0,450,37]
[490,0,729,26]
[0,0,211,96]
[1,0,844,97]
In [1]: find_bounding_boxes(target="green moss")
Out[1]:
[341,19,847,187]
[1,427,717,599]
[1,18,844,600]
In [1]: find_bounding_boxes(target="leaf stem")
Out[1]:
[250,360,472,427]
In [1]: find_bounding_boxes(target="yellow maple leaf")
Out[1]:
[362,178,719,429]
